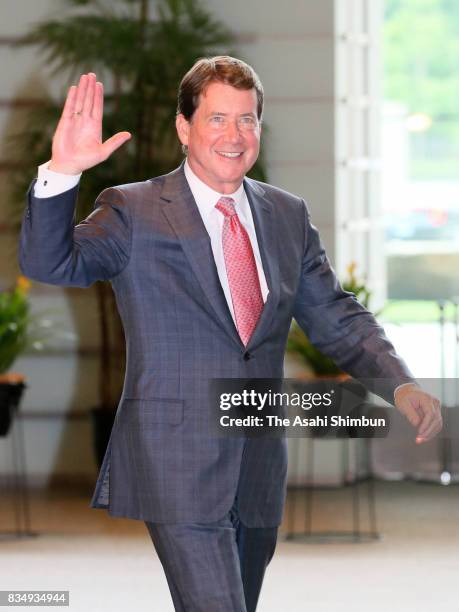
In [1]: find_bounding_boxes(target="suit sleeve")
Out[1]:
[18,179,132,288]
[292,200,415,402]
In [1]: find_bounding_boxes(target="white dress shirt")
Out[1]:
[34,160,81,198]
[183,160,269,323]
[33,159,269,325]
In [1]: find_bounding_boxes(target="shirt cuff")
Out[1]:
[34,160,82,198]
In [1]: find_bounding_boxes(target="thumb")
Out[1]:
[101,131,131,158]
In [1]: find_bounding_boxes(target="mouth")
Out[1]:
[216,151,243,159]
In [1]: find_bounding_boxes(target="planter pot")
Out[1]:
[89,406,117,468]
[0,374,26,437]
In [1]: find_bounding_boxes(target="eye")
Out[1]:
[239,116,257,128]
[210,115,225,123]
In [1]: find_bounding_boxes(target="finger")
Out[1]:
[62,85,77,118]
[416,411,443,443]
[82,72,96,116]
[74,74,89,114]
[417,400,436,437]
[92,81,104,122]
[416,425,442,444]
[416,417,442,443]
[101,132,131,158]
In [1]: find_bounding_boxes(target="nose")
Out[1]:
[224,119,243,141]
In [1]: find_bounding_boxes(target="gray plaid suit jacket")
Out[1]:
[19,162,413,527]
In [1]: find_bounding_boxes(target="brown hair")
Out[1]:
[177,55,264,122]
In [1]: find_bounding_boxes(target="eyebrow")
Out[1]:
[207,111,257,117]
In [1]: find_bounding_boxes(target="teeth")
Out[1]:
[218,152,242,158]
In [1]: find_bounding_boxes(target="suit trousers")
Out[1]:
[145,499,278,612]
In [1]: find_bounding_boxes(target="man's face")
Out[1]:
[176,81,261,194]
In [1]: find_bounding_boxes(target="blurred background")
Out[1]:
[0,1,458,610]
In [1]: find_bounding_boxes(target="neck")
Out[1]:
[186,157,243,194]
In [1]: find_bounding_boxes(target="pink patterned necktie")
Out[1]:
[215,196,264,346]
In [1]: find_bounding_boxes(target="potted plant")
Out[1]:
[0,276,54,436]
[7,0,268,466]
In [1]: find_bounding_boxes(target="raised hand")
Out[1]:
[49,72,131,175]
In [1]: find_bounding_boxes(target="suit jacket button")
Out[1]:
[243,352,251,361]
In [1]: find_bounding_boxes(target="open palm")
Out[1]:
[49,72,131,174]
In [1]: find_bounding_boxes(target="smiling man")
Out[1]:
[19,56,442,611]
[175,79,261,193]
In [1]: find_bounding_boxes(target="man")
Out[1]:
[19,56,442,611]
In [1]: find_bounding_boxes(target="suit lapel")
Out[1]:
[158,164,242,349]
[156,164,280,351]
[243,178,280,350]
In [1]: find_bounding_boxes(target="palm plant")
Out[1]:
[7,0,267,427]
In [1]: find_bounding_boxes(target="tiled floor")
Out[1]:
[1,481,458,611]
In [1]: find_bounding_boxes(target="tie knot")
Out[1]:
[215,197,236,218]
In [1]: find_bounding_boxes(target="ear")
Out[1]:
[176,114,190,147]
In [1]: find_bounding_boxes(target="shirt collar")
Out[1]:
[184,158,245,219]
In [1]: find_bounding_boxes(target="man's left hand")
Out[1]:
[394,383,443,444]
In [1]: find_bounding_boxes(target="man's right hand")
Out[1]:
[48,72,131,175]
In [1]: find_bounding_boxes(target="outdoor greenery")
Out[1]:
[384,0,459,179]
[8,0,267,411]
[381,299,457,323]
